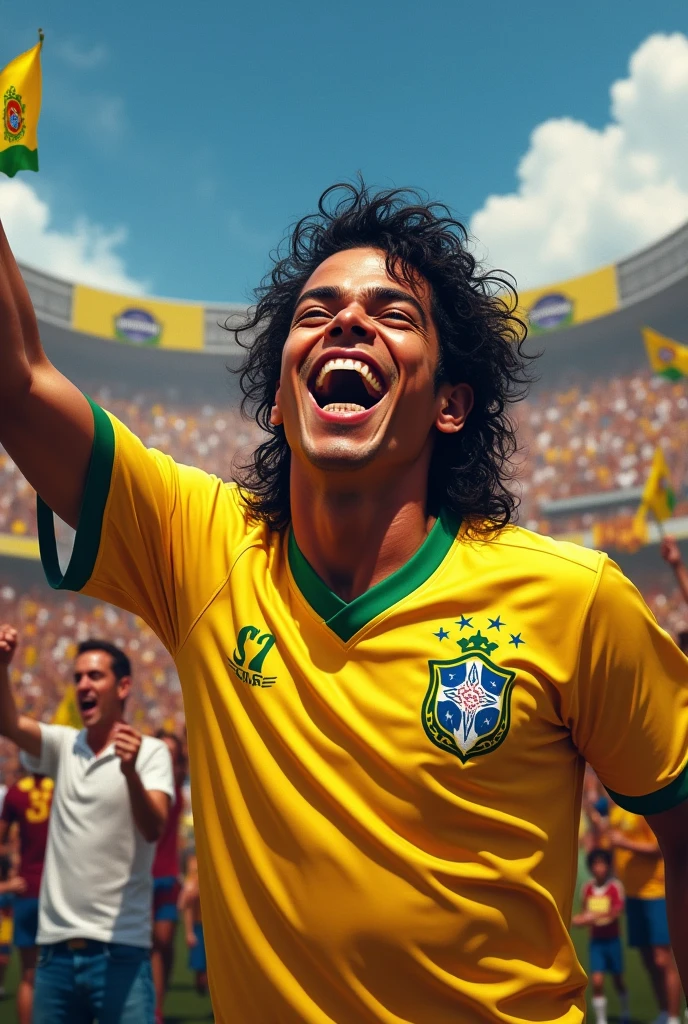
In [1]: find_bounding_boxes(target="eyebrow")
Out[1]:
[294,284,428,328]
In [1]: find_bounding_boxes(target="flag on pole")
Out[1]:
[52,684,82,729]
[643,327,688,381]
[0,36,42,178]
[633,446,676,538]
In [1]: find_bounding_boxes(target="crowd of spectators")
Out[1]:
[514,369,688,534]
[1,369,687,539]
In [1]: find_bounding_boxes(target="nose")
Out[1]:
[326,305,375,344]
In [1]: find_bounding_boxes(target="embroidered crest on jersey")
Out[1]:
[228,624,277,688]
[422,630,515,763]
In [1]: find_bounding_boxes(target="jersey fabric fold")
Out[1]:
[36,402,688,1024]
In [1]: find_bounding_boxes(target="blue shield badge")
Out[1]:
[422,647,515,763]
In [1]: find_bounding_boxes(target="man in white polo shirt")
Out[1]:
[0,625,174,1024]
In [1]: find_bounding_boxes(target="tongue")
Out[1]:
[314,369,377,409]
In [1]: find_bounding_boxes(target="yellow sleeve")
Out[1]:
[37,398,249,655]
[568,556,688,814]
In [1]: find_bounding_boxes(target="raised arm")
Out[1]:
[660,537,688,607]
[0,626,41,758]
[0,218,93,528]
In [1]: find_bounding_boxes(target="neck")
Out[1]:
[290,457,435,602]
[86,716,122,757]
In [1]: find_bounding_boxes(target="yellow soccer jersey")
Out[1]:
[610,805,665,900]
[37,401,688,1024]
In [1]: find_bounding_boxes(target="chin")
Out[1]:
[298,433,383,473]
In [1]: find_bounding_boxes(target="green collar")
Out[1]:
[288,507,460,642]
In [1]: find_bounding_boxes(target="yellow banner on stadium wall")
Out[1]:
[517,264,619,334]
[0,532,40,559]
[72,284,204,350]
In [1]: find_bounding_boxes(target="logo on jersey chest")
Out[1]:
[228,624,277,688]
[422,628,516,763]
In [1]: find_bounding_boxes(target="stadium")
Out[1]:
[1,215,688,1023]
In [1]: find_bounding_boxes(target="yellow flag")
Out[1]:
[0,39,42,178]
[637,447,676,526]
[643,327,688,380]
[631,503,650,545]
[52,684,82,729]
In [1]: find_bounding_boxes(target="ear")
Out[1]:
[269,382,283,426]
[117,675,132,704]
[435,382,473,434]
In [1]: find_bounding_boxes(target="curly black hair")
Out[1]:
[232,181,534,533]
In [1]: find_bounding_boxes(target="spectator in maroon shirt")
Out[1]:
[0,767,54,1024]
[151,730,186,1022]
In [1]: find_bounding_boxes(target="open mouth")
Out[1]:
[79,697,97,714]
[308,357,386,414]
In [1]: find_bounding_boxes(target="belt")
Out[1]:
[50,938,109,954]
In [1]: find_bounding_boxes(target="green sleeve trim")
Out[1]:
[288,507,460,643]
[608,759,688,815]
[37,398,115,591]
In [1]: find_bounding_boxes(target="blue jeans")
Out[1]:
[33,940,155,1024]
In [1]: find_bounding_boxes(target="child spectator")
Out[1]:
[572,848,628,1024]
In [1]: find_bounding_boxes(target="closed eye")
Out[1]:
[294,307,332,325]
[378,309,413,322]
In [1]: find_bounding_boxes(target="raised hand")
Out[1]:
[112,722,143,778]
[660,536,682,567]
[0,624,18,666]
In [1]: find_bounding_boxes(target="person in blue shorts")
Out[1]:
[151,731,186,1022]
[179,852,207,996]
[572,849,629,1024]
[0,853,21,998]
[610,805,682,1024]
[0,767,54,1024]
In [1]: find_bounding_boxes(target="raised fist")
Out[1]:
[0,625,18,666]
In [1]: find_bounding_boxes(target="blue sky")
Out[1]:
[2,1,688,301]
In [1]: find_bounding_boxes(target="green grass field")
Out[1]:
[0,864,679,1024]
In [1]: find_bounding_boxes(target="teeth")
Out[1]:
[323,403,366,414]
[314,358,383,393]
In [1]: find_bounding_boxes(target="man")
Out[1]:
[0,628,174,1024]
[151,729,186,1022]
[0,762,54,1024]
[1,182,688,1023]
[610,805,682,1024]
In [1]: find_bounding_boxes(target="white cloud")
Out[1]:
[0,179,147,294]
[470,32,688,289]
